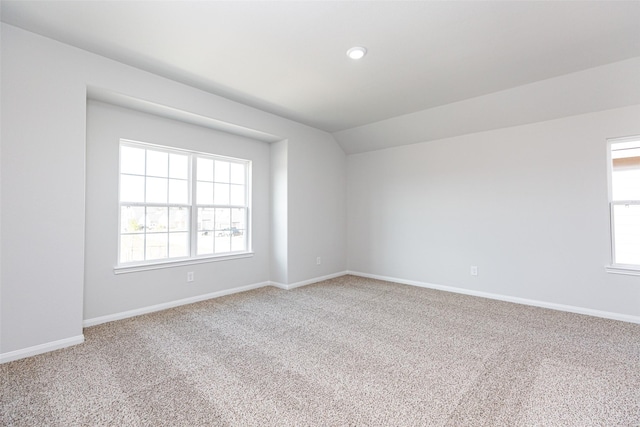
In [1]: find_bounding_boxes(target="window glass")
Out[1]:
[169,153,188,179]
[214,183,230,205]
[230,162,245,185]
[611,145,640,201]
[230,184,245,206]
[197,158,213,182]
[146,150,168,177]
[197,181,214,205]
[120,146,145,175]
[612,204,640,265]
[146,178,168,204]
[215,160,230,183]
[169,179,188,204]
[120,175,144,203]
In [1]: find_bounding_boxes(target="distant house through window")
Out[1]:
[118,140,251,268]
[608,136,640,272]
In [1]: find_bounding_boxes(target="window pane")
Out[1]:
[612,141,640,201]
[147,150,168,177]
[169,153,188,179]
[197,181,213,205]
[231,207,246,252]
[214,183,230,205]
[215,208,230,231]
[230,184,245,206]
[215,234,231,253]
[169,232,189,258]
[147,207,168,232]
[169,207,189,232]
[613,204,640,265]
[120,234,144,263]
[168,179,188,204]
[146,177,168,204]
[231,233,246,252]
[146,233,168,260]
[121,206,145,233]
[120,175,145,203]
[612,169,640,201]
[197,158,213,181]
[215,160,230,183]
[198,208,215,231]
[230,163,245,184]
[231,208,246,230]
[214,208,231,254]
[121,146,145,175]
[197,231,213,255]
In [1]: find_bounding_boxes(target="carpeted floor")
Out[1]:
[2,275,639,426]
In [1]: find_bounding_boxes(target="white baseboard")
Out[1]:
[1,334,85,364]
[270,271,348,290]
[83,281,272,327]
[85,271,350,328]
[348,271,640,325]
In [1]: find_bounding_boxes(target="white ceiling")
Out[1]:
[2,1,640,138]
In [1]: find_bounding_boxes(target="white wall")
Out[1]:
[348,105,640,319]
[288,134,347,284]
[1,26,87,355]
[270,139,288,285]
[1,24,347,358]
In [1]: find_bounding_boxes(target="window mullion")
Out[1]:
[143,206,148,262]
[143,148,148,262]
[190,154,198,258]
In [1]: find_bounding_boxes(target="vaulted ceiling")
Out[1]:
[2,1,639,153]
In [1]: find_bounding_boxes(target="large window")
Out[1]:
[608,136,640,272]
[118,140,250,267]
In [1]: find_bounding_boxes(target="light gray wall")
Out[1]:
[270,139,288,285]
[84,101,271,319]
[1,24,347,356]
[288,133,348,283]
[348,105,640,318]
[0,7,4,347]
[1,26,87,353]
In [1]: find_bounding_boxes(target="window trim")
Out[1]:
[115,139,252,272]
[606,135,640,275]
[113,252,254,274]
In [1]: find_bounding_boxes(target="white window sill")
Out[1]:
[605,265,640,276]
[114,252,254,274]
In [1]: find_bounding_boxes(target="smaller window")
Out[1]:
[608,136,640,271]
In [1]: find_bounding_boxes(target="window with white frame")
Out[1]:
[118,140,250,267]
[608,136,640,271]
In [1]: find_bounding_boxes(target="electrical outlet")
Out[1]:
[316,257,321,265]
[187,272,195,282]
[470,266,478,276]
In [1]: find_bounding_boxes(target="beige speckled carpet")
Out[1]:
[2,275,640,426]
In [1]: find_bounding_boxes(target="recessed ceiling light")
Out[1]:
[346,46,367,60]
